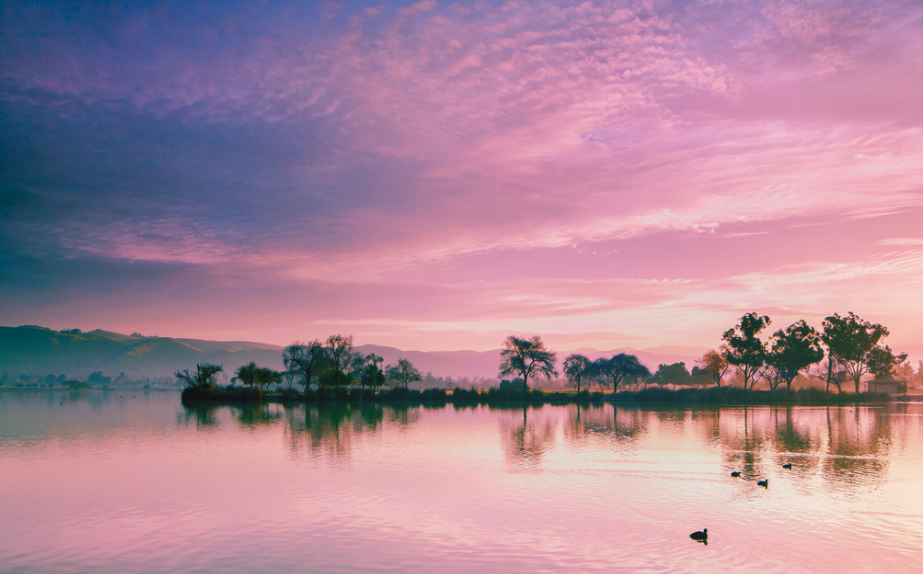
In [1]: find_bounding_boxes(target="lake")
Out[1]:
[2,391,923,573]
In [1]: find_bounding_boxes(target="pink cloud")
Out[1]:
[5,0,923,355]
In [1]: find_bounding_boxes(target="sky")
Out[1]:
[2,0,923,353]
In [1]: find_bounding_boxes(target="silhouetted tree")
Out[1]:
[175,363,223,390]
[385,358,423,389]
[700,349,730,387]
[353,353,385,391]
[236,362,283,391]
[822,312,889,393]
[590,353,650,393]
[722,313,771,390]
[766,320,824,391]
[324,334,357,387]
[810,357,850,393]
[499,335,558,393]
[867,345,907,378]
[87,371,112,386]
[235,361,259,388]
[649,362,693,389]
[563,354,591,392]
[690,366,712,387]
[284,340,327,390]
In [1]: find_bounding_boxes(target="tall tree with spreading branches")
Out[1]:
[499,335,558,393]
[766,320,825,391]
[385,358,423,389]
[590,353,650,393]
[562,354,591,393]
[867,345,908,378]
[822,312,890,393]
[324,334,357,387]
[283,340,327,391]
[722,312,771,390]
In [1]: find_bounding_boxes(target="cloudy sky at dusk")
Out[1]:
[2,0,922,352]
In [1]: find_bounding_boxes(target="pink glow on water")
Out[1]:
[3,393,923,572]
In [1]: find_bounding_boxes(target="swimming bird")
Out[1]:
[782,463,792,469]
[731,471,741,477]
[690,528,708,541]
[757,479,768,487]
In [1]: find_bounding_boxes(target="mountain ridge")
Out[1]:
[0,325,709,380]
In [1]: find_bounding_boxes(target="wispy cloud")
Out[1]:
[3,0,923,351]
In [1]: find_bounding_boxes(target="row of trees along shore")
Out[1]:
[179,335,425,401]
[178,311,912,403]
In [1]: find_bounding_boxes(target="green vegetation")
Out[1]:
[234,362,283,391]
[764,320,825,391]
[385,358,423,389]
[498,335,558,393]
[722,312,771,390]
[163,310,914,406]
[822,313,898,393]
[562,354,591,392]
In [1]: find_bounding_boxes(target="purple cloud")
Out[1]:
[2,0,923,353]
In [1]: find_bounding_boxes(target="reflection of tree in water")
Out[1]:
[285,403,416,459]
[179,405,220,429]
[565,404,606,441]
[563,405,646,445]
[763,406,821,476]
[719,407,769,477]
[500,407,556,467]
[822,406,890,487]
[356,403,383,433]
[387,405,421,429]
[235,403,283,429]
[772,407,813,454]
[688,408,721,442]
[714,405,898,489]
[611,407,647,443]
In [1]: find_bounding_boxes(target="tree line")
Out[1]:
[497,311,909,394]
[177,334,423,393]
[175,310,909,396]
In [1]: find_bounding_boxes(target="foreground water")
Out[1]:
[2,392,923,573]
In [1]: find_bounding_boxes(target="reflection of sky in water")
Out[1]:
[2,392,923,573]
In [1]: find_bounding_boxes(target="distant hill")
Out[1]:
[0,326,284,379]
[0,325,707,381]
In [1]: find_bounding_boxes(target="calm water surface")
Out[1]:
[3,391,923,573]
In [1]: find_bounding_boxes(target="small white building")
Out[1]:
[866,374,907,395]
